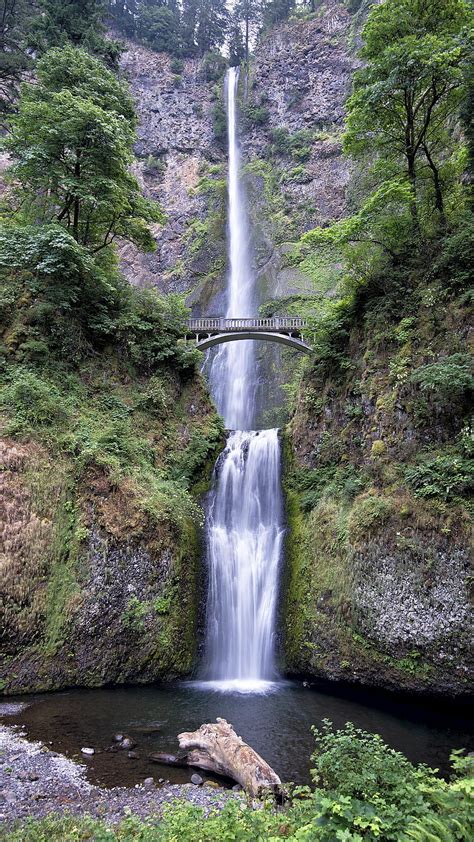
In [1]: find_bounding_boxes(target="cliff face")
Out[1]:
[1,359,222,694]
[282,265,473,697]
[118,1,355,310]
[117,42,225,297]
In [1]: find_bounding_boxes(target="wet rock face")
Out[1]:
[118,41,224,293]
[244,0,356,228]
[117,2,356,309]
[353,544,473,653]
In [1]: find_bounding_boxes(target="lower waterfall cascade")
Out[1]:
[201,430,284,691]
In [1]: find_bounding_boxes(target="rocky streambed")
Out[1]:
[0,716,235,831]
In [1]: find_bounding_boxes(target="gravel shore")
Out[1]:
[0,722,235,830]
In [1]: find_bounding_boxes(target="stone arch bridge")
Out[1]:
[185,318,311,353]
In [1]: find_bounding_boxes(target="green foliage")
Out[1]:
[7,725,474,841]
[344,0,471,231]
[348,493,393,541]
[0,0,33,117]
[0,224,124,356]
[201,50,227,82]
[212,99,227,145]
[5,46,162,254]
[121,596,148,632]
[405,448,474,502]
[241,101,270,127]
[170,417,224,484]
[292,464,367,512]
[263,0,295,28]
[281,165,312,184]
[136,4,181,54]
[303,179,414,264]
[270,126,313,161]
[116,288,191,373]
[0,370,67,429]
[409,354,474,401]
[31,0,122,68]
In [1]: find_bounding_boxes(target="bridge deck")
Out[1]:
[186,317,306,334]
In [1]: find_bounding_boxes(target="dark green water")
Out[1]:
[3,681,472,789]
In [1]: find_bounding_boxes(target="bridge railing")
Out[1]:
[186,317,307,332]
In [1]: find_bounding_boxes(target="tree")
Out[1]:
[107,0,139,37]
[136,1,181,54]
[232,0,262,62]
[0,0,34,116]
[5,47,163,254]
[182,0,228,56]
[344,0,471,231]
[32,0,122,67]
[228,13,246,68]
[262,0,295,29]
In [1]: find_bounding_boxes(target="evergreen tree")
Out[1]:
[32,0,122,67]
[0,0,34,116]
[108,0,139,37]
[182,0,228,56]
[228,13,246,67]
[136,1,181,54]
[233,0,262,62]
[262,0,294,29]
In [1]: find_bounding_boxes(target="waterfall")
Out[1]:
[202,430,284,690]
[208,66,255,430]
[200,67,284,692]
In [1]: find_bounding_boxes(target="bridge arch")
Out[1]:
[185,317,312,354]
[193,331,311,353]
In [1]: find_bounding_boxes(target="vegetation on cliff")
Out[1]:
[0,44,222,692]
[282,0,473,694]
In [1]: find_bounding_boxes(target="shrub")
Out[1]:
[409,353,473,401]
[293,464,367,511]
[348,493,392,540]
[212,101,227,145]
[241,102,270,127]
[201,51,227,82]
[405,450,473,501]
[117,288,189,372]
[7,724,473,841]
[1,370,68,430]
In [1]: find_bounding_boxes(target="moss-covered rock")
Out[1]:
[1,356,223,695]
[282,266,473,697]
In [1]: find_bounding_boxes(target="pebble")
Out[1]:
[191,773,203,786]
[1,725,238,828]
[143,777,155,789]
[81,747,95,756]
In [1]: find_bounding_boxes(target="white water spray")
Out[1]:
[201,68,284,692]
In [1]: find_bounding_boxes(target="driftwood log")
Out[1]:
[177,718,282,798]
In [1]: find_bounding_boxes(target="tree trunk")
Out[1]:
[422,142,446,229]
[178,718,282,797]
[407,153,421,236]
[72,151,81,242]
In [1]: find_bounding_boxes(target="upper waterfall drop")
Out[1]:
[208,66,256,431]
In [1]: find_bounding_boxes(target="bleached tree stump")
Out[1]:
[178,718,282,798]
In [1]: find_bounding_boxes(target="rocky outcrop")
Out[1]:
[0,367,222,695]
[118,41,224,294]
[282,263,473,697]
[244,0,355,229]
[118,2,356,308]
